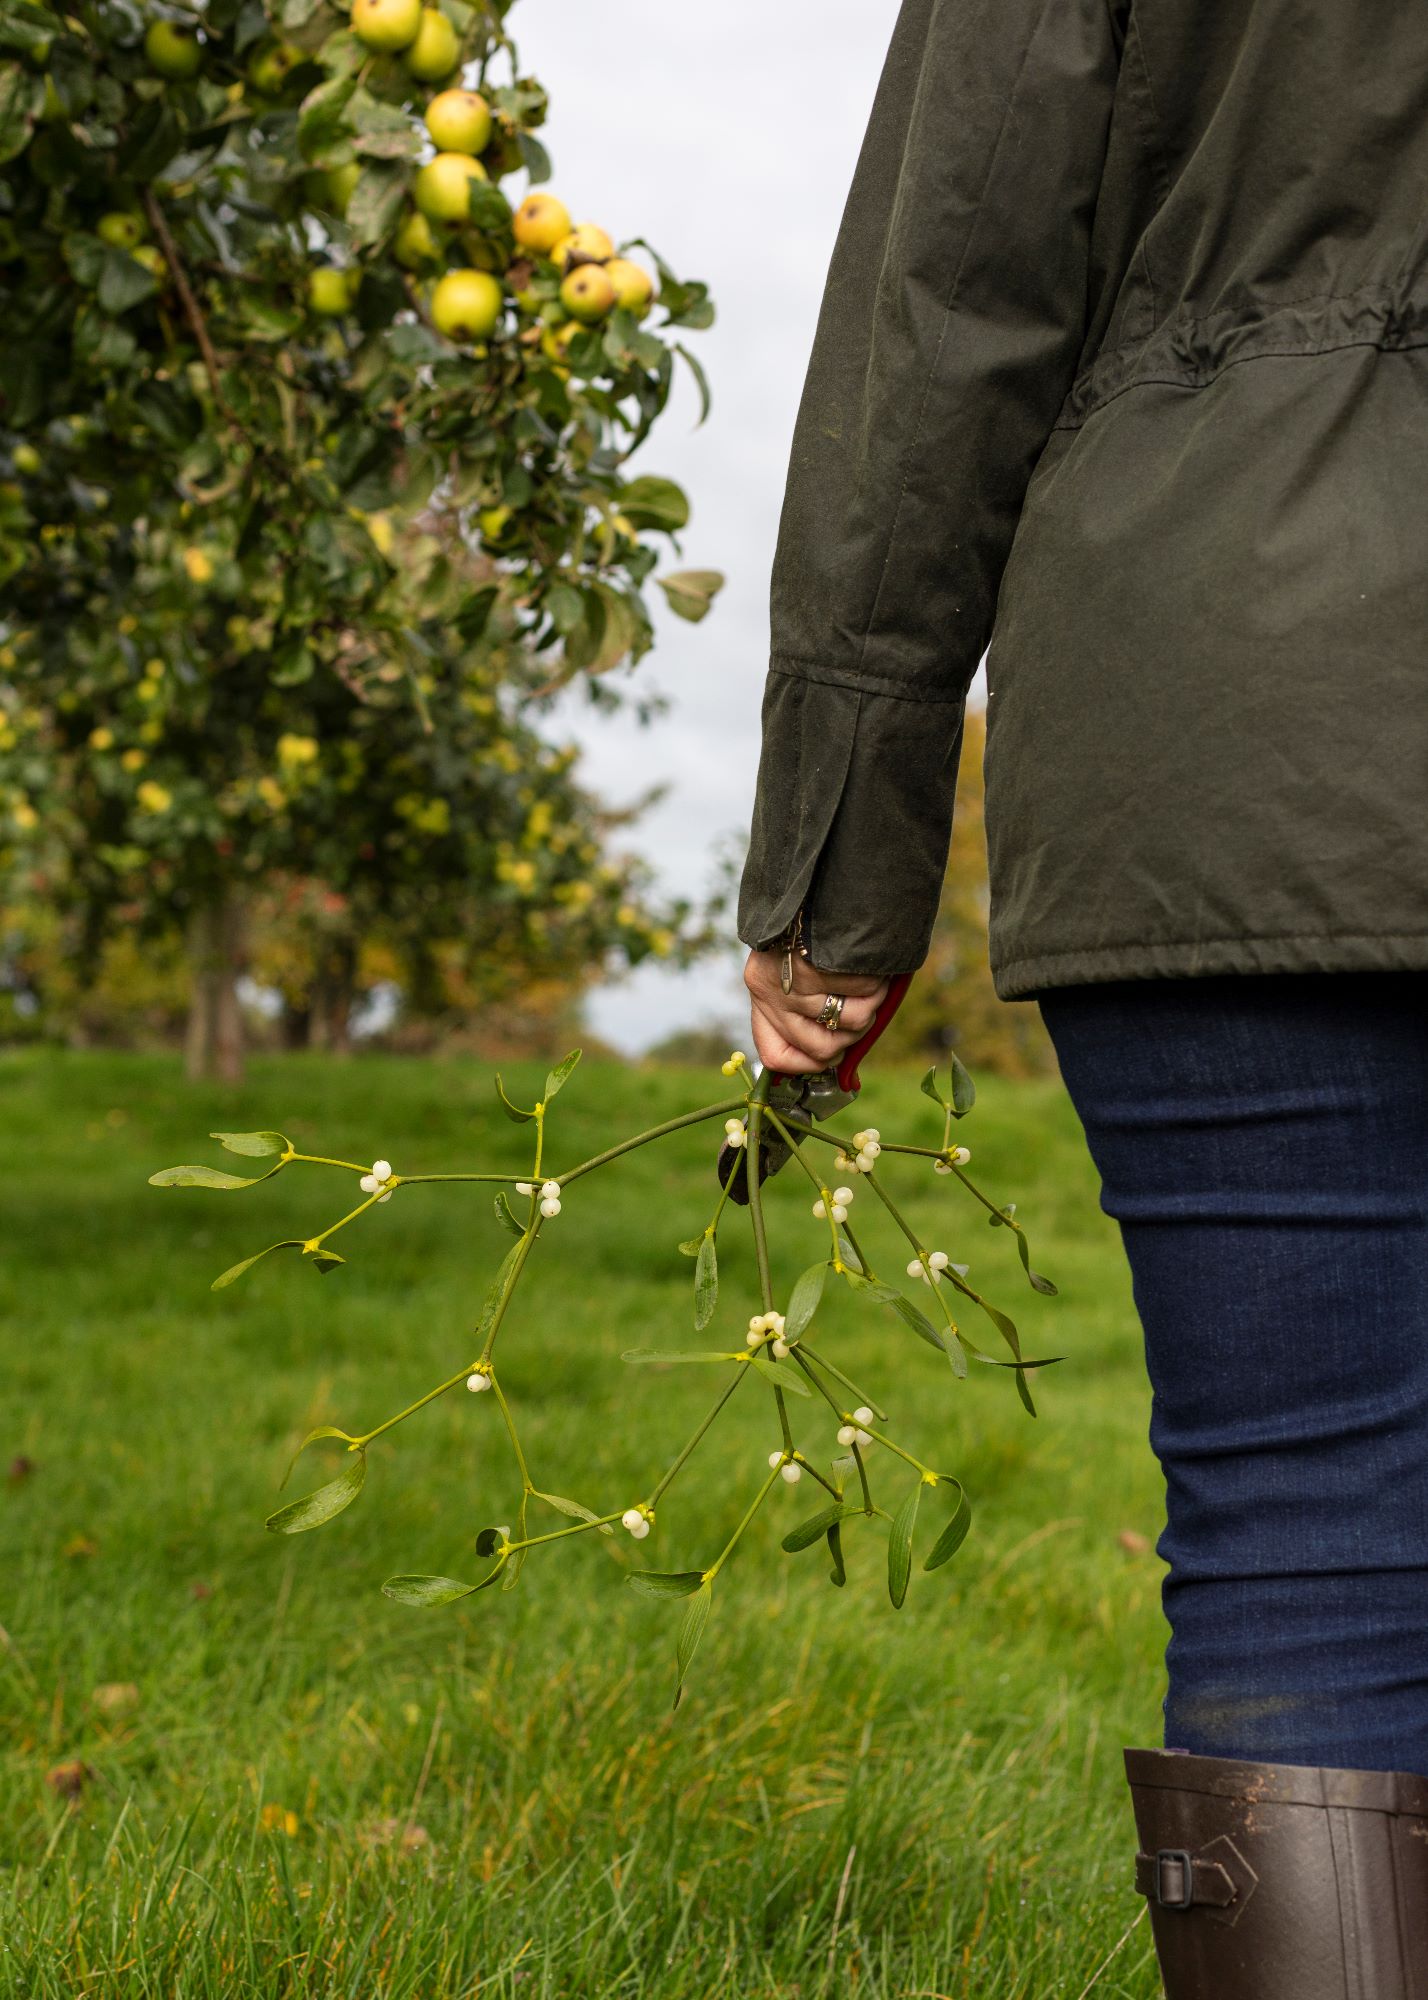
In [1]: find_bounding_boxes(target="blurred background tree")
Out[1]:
[0,0,719,1077]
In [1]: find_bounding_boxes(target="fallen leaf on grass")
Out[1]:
[1117,1529,1151,1555]
[46,1760,94,1801]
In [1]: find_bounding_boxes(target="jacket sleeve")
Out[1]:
[737,0,1124,975]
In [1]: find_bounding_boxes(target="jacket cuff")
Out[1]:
[737,663,964,977]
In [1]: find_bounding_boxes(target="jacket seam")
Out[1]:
[1124,14,1171,329]
[852,1,1051,671]
[999,927,1428,970]
[770,654,966,704]
[1053,327,1428,432]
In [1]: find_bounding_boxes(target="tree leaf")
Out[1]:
[673,1579,712,1709]
[531,1489,614,1536]
[887,1482,922,1609]
[493,1074,533,1122]
[97,245,159,316]
[297,72,355,161]
[672,339,711,425]
[781,1503,857,1554]
[621,1349,734,1365]
[280,1424,360,1490]
[783,1261,827,1342]
[210,1240,305,1290]
[210,1130,288,1157]
[151,1163,273,1190]
[922,1481,972,1571]
[266,1448,366,1535]
[656,568,723,623]
[693,1232,718,1331]
[615,475,688,534]
[747,1353,812,1397]
[543,1048,581,1102]
[381,1569,501,1606]
[626,1569,705,1599]
[493,1191,524,1238]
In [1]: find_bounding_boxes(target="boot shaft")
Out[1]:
[1126,1747,1428,1999]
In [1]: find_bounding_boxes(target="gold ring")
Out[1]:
[816,993,846,1031]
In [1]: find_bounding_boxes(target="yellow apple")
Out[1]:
[430,267,502,341]
[403,7,459,81]
[477,504,512,540]
[605,256,654,318]
[144,18,203,79]
[550,222,614,268]
[559,263,616,325]
[308,267,353,316]
[322,162,362,214]
[131,244,167,280]
[424,87,490,155]
[393,210,441,269]
[97,212,147,251]
[350,0,422,52]
[12,444,40,476]
[413,150,487,222]
[512,192,571,255]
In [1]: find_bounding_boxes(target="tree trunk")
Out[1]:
[185,888,245,1084]
[308,935,356,1056]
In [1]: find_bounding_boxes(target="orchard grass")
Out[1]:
[0,1048,1165,1998]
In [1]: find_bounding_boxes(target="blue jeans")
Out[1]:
[1038,972,1428,1776]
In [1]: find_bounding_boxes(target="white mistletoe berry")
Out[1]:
[830,1203,848,1224]
[360,1173,378,1194]
[466,1370,492,1393]
[768,1450,784,1469]
[837,1424,857,1447]
[950,1146,971,1167]
[515,1181,534,1196]
[771,1338,790,1358]
[540,1180,560,1199]
[929,1250,950,1271]
[853,1406,874,1425]
[906,1257,924,1279]
[540,1197,561,1218]
[863,1128,880,1144]
[854,1428,874,1449]
[780,1461,803,1484]
[812,1198,827,1220]
[621,1507,644,1534]
[934,1158,954,1176]
[371,1159,392,1183]
[746,1329,763,1348]
[833,1186,854,1207]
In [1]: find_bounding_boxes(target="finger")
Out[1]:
[783,986,885,1036]
[750,1003,826,1076]
[786,958,886,1002]
[751,996,854,1072]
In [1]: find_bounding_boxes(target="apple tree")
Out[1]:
[0,0,720,1075]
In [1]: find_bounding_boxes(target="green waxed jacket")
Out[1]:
[738,0,1428,997]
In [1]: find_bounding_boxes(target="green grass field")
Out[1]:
[0,1048,1168,1998]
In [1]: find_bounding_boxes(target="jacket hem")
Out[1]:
[991,931,1428,1002]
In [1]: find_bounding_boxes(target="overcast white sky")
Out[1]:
[514,2,897,1051]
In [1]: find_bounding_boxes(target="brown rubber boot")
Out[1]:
[1125,1747,1428,1997]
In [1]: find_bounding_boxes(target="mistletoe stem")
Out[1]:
[557,1098,745,1188]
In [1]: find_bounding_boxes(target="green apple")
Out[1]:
[393,210,441,269]
[308,267,353,316]
[424,88,490,155]
[604,256,654,318]
[324,162,362,214]
[143,18,203,79]
[247,40,305,94]
[403,8,460,81]
[413,150,487,222]
[559,263,616,325]
[131,245,167,280]
[350,0,422,52]
[430,267,502,341]
[96,212,147,251]
[12,444,41,476]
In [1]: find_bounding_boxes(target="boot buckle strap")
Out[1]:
[1135,1845,1239,1911]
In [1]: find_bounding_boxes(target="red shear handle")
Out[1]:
[834,972,912,1093]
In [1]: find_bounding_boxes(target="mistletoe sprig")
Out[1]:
[150,1049,1062,1705]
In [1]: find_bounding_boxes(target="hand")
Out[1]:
[743,948,890,1075]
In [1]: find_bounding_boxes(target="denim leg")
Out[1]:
[1039,972,1428,1774]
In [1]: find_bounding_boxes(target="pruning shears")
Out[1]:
[717,974,913,1203]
